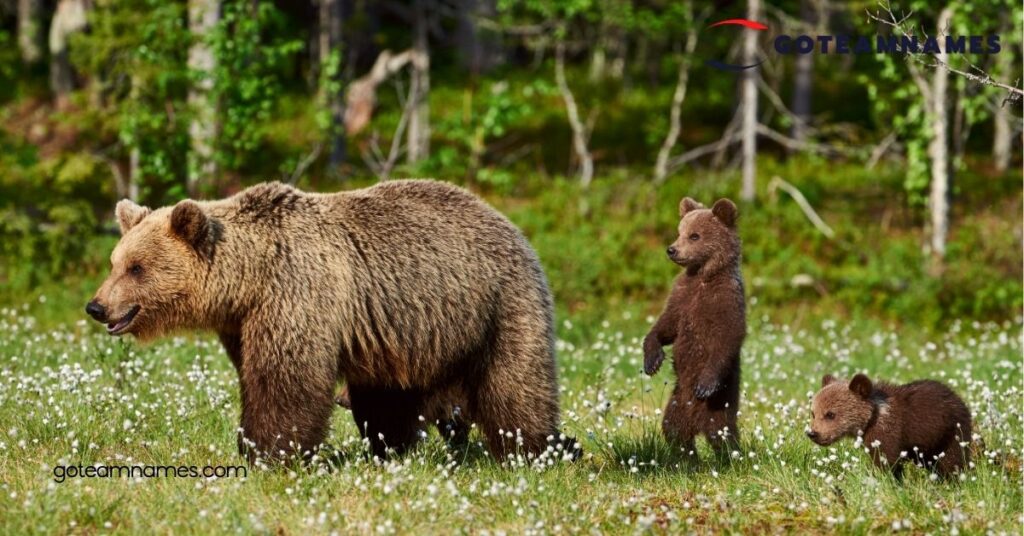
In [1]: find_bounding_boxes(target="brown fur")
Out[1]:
[88,180,562,461]
[643,197,746,459]
[808,374,973,478]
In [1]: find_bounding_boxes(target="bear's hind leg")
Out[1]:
[469,321,560,458]
[936,439,969,477]
[662,382,699,462]
[348,385,426,459]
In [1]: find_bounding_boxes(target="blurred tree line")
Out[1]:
[0,0,1021,321]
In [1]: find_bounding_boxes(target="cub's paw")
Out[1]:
[643,338,665,375]
[694,382,721,400]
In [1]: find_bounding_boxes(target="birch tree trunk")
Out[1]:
[555,40,594,187]
[406,0,430,164]
[48,0,89,109]
[992,37,1016,173]
[926,6,953,267]
[654,7,698,184]
[740,0,761,202]
[319,0,346,168]
[187,0,220,196]
[18,0,43,64]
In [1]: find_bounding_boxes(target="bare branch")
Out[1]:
[866,1,1023,98]
[768,176,835,239]
[285,142,323,185]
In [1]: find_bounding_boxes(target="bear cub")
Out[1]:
[808,374,973,479]
[643,197,746,459]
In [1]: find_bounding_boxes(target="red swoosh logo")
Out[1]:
[708,19,768,31]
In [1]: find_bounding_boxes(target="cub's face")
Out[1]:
[807,374,875,446]
[86,200,212,340]
[666,197,739,269]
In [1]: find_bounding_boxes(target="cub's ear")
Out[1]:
[679,197,703,218]
[849,373,873,399]
[821,374,837,388]
[712,198,738,228]
[170,200,217,257]
[115,199,151,235]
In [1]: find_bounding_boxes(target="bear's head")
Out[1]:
[806,374,876,446]
[86,199,220,340]
[667,197,740,274]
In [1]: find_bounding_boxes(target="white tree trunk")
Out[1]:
[992,41,1015,173]
[654,10,698,184]
[187,0,220,196]
[48,0,89,108]
[18,0,43,63]
[407,0,430,164]
[555,40,594,187]
[740,0,761,202]
[927,7,953,265]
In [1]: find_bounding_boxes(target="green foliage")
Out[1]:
[209,1,303,173]
[70,0,191,202]
[859,0,1022,204]
[429,80,544,189]
[0,133,112,291]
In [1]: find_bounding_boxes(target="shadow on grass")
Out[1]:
[594,428,752,476]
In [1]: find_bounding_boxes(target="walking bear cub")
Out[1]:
[808,374,972,478]
[643,197,745,458]
[86,180,565,462]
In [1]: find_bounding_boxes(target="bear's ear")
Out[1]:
[849,373,873,399]
[679,197,703,218]
[170,200,216,257]
[115,200,151,235]
[712,198,738,228]
[822,374,837,388]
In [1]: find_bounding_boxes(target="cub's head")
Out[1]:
[806,374,876,446]
[86,199,219,340]
[666,197,739,272]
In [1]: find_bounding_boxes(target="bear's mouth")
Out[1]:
[107,305,141,335]
[809,435,832,446]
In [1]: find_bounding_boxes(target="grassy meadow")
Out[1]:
[0,296,1020,534]
[1,167,1021,534]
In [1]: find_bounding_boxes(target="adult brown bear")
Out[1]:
[86,180,564,461]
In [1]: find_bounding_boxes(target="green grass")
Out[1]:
[0,296,1020,534]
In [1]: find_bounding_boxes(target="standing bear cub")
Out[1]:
[643,197,745,459]
[86,180,564,461]
[808,374,972,479]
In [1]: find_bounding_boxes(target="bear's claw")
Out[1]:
[643,347,665,376]
[694,382,720,400]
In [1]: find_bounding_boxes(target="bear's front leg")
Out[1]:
[235,326,337,463]
[643,313,679,375]
[866,438,903,480]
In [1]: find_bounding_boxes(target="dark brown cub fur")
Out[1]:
[643,197,746,460]
[808,374,973,479]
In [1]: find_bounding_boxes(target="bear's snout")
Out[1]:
[805,430,818,440]
[85,300,107,322]
[666,246,677,258]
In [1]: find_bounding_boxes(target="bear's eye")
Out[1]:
[689,233,700,241]
[825,411,835,420]
[129,264,143,276]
